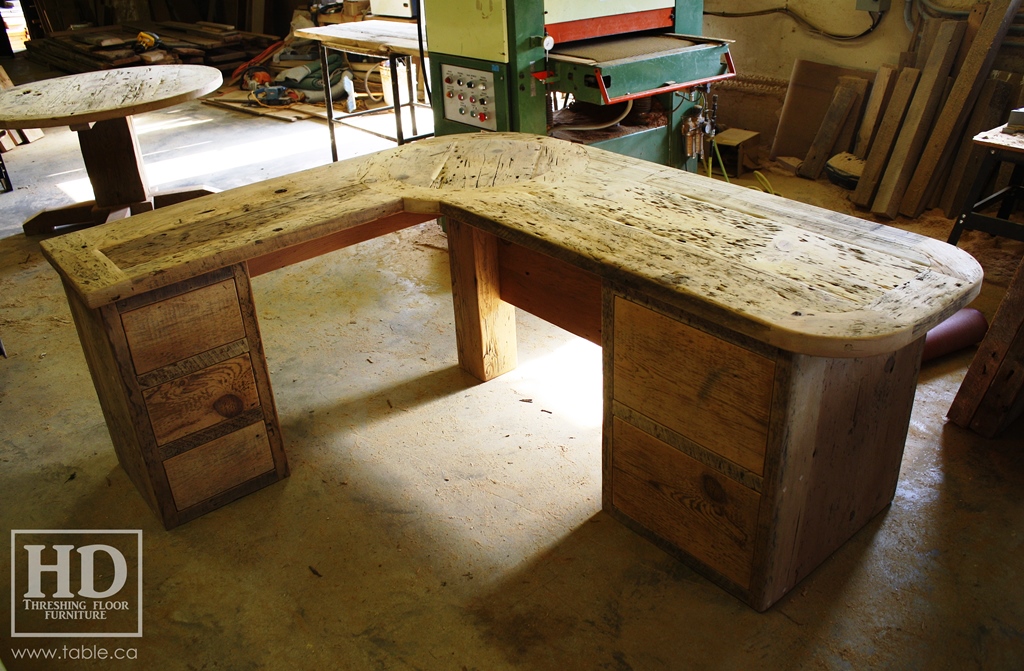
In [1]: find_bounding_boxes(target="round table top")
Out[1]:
[0,65,223,130]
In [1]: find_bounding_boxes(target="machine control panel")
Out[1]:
[440,65,498,131]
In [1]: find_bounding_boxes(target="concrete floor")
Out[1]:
[1,53,1023,670]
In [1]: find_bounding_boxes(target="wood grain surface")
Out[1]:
[296,20,426,57]
[42,133,983,359]
[0,65,222,129]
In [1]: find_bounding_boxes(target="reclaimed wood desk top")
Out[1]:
[0,65,222,130]
[295,20,426,57]
[41,133,983,358]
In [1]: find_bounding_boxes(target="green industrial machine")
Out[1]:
[422,0,733,170]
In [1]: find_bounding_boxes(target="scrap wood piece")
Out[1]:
[941,74,1016,217]
[854,64,898,159]
[797,82,858,180]
[770,60,876,160]
[871,20,966,219]
[851,67,920,208]
[948,255,1024,437]
[900,0,1023,218]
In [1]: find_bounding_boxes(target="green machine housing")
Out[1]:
[422,0,733,170]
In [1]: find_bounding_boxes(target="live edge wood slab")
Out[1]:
[41,133,982,611]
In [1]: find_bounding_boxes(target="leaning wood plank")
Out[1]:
[833,76,870,156]
[851,67,920,208]
[941,75,1016,217]
[854,65,897,159]
[900,0,1023,218]
[797,83,858,180]
[949,256,1024,437]
[952,3,990,77]
[872,20,966,219]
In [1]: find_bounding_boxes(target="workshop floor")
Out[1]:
[1,54,1023,671]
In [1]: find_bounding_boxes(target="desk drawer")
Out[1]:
[612,296,773,475]
[143,353,261,446]
[611,418,760,589]
[120,278,246,375]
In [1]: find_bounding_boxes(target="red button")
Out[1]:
[479,113,488,122]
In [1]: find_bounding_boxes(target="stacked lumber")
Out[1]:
[842,0,1023,219]
[24,22,279,74]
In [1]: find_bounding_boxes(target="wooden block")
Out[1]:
[941,74,1016,217]
[611,418,761,590]
[900,0,1023,218]
[851,67,920,208]
[797,83,858,180]
[120,279,246,375]
[0,131,17,152]
[163,421,276,511]
[871,20,966,219]
[143,353,260,446]
[949,256,1024,437]
[446,218,518,382]
[15,128,45,143]
[775,156,803,174]
[612,296,774,475]
[854,65,898,159]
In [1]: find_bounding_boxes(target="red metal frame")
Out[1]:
[595,51,736,105]
[545,9,674,44]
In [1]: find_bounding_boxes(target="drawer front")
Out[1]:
[612,418,760,589]
[143,353,260,446]
[163,421,275,512]
[613,296,774,475]
[120,279,246,375]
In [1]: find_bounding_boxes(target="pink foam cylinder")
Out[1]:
[922,308,989,362]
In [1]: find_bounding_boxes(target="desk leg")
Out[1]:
[948,149,998,245]
[447,218,517,381]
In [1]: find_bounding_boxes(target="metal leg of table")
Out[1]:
[320,44,339,163]
[390,54,406,146]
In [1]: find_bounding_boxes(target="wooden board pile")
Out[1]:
[25,21,279,75]
[775,0,1023,220]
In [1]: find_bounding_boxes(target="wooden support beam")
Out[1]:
[446,218,518,382]
[900,0,1022,218]
[871,20,965,219]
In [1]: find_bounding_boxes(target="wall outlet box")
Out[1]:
[856,0,891,10]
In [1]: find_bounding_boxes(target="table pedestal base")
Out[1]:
[23,116,217,235]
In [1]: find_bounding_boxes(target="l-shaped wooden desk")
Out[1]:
[41,134,982,611]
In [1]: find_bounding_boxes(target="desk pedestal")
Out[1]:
[447,219,925,611]
[63,263,289,529]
